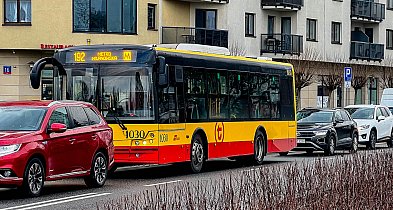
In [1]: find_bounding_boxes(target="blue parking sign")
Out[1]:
[3,66,11,75]
[344,67,352,82]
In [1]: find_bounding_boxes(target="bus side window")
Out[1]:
[270,75,280,119]
[280,76,295,120]
[229,72,249,119]
[207,71,228,119]
[185,68,207,121]
[250,73,270,119]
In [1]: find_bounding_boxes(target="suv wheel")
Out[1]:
[84,152,108,188]
[324,135,335,156]
[367,130,377,150]
[388,129,393,148]
[21,158,45,197]
[350,132,359,153]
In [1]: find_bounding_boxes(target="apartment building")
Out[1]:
[163,0,393,109]
[0,0,159,100]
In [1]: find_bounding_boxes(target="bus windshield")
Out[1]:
[66,65,154,120]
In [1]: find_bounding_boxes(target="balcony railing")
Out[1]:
[161,27,228,48]
[350,41,384,61]
[351,0,385,22]
[261,34,303,55]
[261,0,304,10]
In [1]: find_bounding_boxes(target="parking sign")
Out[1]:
[344,67,352,82]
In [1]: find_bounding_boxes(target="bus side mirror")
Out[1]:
[158,56,168,86]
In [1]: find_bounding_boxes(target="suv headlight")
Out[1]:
[359,125,370,130]
[0,144,21,157]
[313,130,328,136]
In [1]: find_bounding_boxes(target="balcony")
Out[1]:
[175,0,228,3]
[350,41,384,61]
[260,34,303,55]
[351,0,385,23]
[161,27,228,48]
[261,0,303,11]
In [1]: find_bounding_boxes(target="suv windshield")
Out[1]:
[0,107,46,131]
[297,110,333,123]
[348,108,374,119]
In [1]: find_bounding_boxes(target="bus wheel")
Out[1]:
[190,133,205,173]
[253,131,265,165]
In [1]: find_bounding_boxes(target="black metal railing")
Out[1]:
[350,41,384,61]
[161,27,228,48]
[261,0,304,8]
[351,0,385,22]
[261,34,303,55]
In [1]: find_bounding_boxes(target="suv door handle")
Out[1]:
[69,138,76,143]
[92,134,98,140]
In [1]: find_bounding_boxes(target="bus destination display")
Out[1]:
[66,50,137,63]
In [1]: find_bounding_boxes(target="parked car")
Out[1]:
[380,88,393,114]
[294,108,358,156]
[345,105,393,149]
[0,101,114,197]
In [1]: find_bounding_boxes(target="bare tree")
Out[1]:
[380,56,393,89]
[284,46,322,110]
[229,41,246,56]
[320,58,345,108]
[351,64,371,104]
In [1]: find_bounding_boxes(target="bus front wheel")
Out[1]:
[190,133,205,173]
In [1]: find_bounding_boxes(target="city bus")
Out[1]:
[30,44,296,173]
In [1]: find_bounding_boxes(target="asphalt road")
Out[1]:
[0,144,389,210]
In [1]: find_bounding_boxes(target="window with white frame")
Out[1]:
[245,13,255,37]
[4,0,31,23]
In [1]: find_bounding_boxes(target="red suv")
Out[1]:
[0,101,114,197]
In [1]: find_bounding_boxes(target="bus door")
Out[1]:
[280,75,296,150]
[158,66,187,164]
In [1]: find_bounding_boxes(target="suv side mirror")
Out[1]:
[378,115,386,121]
[158,56,168,86]
[48,123,67,133]
[335,119,344,124]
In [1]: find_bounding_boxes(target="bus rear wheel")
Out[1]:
[190,133,205,173]
[253,131,265,165]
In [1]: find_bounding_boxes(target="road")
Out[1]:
[0,144,389,210]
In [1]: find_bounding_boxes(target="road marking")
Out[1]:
[144,180,183,187]
[2,192,111,210]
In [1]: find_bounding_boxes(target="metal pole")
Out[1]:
[321,75,324,108]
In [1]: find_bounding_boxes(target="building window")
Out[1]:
[331,22,341,44]
[195,9,216,29]
[245,13,255,37]
[73,0,137,34]
[147,4,156,30]
[4,0,31,23]
[368,77,378,105]
[306,18,317,41]
[387,29,393,50]
[388,0,393,10]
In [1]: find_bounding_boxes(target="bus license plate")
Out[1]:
[297,139,306,144]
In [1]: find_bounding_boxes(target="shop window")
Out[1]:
[73,0,137,34]
[368,77,378,105]
[4,0,31,24]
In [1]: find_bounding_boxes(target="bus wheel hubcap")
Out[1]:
[192,142,204,164]
[256,136,263,161]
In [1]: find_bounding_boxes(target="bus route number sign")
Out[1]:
[67,50,137,63]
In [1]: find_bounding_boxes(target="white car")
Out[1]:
[345,105,393,149]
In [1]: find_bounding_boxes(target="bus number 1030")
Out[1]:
[74,52,86,62]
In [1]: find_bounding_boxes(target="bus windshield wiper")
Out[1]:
[102,100,127,131]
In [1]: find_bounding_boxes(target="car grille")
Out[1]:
[298,132,315,137]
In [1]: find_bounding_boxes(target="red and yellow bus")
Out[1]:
[30,44,296,173]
